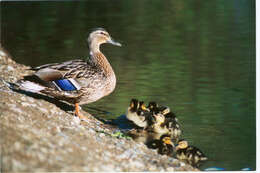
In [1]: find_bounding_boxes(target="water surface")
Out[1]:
[2,0,255,170]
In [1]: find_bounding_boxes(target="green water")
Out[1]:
[2,1,255,171]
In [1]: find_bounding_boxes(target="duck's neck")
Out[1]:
[89,43,114,76]
[89,40,101,53]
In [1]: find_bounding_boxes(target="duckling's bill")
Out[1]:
[163,137,173,145]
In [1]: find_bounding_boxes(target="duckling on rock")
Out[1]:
[149,107,182,142]
[126,99,152,129]
[148,101,178,122]
[146,134,174,156]
[175,139,208,168]
[147,102,170,114]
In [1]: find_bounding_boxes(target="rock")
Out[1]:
[0,46,199,172]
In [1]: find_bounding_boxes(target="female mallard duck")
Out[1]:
[13,28,121,119]
[175,140,208,168]
[126,99,152,128]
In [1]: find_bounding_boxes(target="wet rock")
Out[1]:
[0,46,199,172]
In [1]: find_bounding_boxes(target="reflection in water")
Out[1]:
[2,0,255,170]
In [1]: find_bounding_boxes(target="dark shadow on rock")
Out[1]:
[10,88,74,112]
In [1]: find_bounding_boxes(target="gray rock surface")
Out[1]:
[0,46,198,172]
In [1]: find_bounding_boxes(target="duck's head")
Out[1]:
[88,28,121,52]
[176,139,188,150]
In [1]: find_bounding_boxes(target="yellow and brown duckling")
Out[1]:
[148,102,181,142]
[126,100,181,142]
[148,101,178,122]
[146,134,174,156]
[11,28,121,120]
[147,102,170,114]
[126,99,152,128]
[175,139,208,168]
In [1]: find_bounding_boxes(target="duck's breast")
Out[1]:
[78,72,116,104]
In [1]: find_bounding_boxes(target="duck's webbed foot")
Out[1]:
[75,103,89,120]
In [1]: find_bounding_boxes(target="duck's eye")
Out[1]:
[100,32,108,36]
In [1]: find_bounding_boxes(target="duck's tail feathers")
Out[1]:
[9,80,45,93]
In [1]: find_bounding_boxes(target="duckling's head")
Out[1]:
[88,28,121,52]
[159,106,170,115]
[176,140,188,150]
[139,101,148,111]
[161,135,173,145]
[137,101,146,116]
[154,113,165,124]
[148,102,158,111]
[129,99,139,112]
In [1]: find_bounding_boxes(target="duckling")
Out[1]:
[146,134,174,156]
[147,101,158,112]
[147,102,170,114]
[126,99,151,128]
[175,140,208,168]
[148,101,178,122]
[149,108,182,142]
[150,112,169,134]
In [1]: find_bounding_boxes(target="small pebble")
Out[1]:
[166,167,174,172]
[7,65,14,71]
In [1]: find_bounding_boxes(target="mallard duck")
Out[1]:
[12,28,121,119]
[175,140,208,168]
[146,134,174,156]
[126,99,152,128]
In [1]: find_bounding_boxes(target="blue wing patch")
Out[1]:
[54,79,77,91]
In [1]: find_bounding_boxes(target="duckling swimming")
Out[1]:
[175,140,208,168]
[11,28,121,120]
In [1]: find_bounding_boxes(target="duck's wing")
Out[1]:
[13,60,91,101]
[32,59,89,81]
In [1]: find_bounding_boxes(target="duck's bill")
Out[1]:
[107,39,122,46]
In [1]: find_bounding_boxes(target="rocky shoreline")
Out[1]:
[0,46,198,172]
